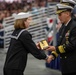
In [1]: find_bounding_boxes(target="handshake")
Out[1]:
[45,55,55,63]
[36,40,56,63]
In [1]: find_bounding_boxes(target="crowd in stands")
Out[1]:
[0,0,60,48]
[0,0,60,25]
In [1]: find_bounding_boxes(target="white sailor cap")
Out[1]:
[60,0,76,7]
[56,3,73,14]
[14,12,32,20]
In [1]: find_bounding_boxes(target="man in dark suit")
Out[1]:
[45,3,76,75]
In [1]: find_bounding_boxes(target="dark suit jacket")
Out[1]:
[4,28,46,71]
[57,19,76,74]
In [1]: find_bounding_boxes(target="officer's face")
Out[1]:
[58,11,69,24]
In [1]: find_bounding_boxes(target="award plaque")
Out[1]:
[39,40,49,50]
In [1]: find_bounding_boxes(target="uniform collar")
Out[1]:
[65,18,71,26]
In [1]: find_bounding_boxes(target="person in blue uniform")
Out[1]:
[45,3,76,75]
[3,12,51,75]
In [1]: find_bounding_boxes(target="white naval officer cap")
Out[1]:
[60,0,76,7]
[56,3,73,14]
[14,12,32,20]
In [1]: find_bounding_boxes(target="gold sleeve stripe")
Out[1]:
[52,51,58,57]
[58,45,65,53]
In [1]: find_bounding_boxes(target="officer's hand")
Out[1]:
[45,46,56,51]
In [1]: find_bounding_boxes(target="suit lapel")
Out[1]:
[57,24,66,45]
[58,19,72,45]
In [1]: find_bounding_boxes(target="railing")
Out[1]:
[0,5,58,52]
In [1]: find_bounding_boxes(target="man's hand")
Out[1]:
[45,46,56,51]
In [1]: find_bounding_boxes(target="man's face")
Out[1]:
[58,11,68,24]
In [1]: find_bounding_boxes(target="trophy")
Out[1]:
[39,40,49,50]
